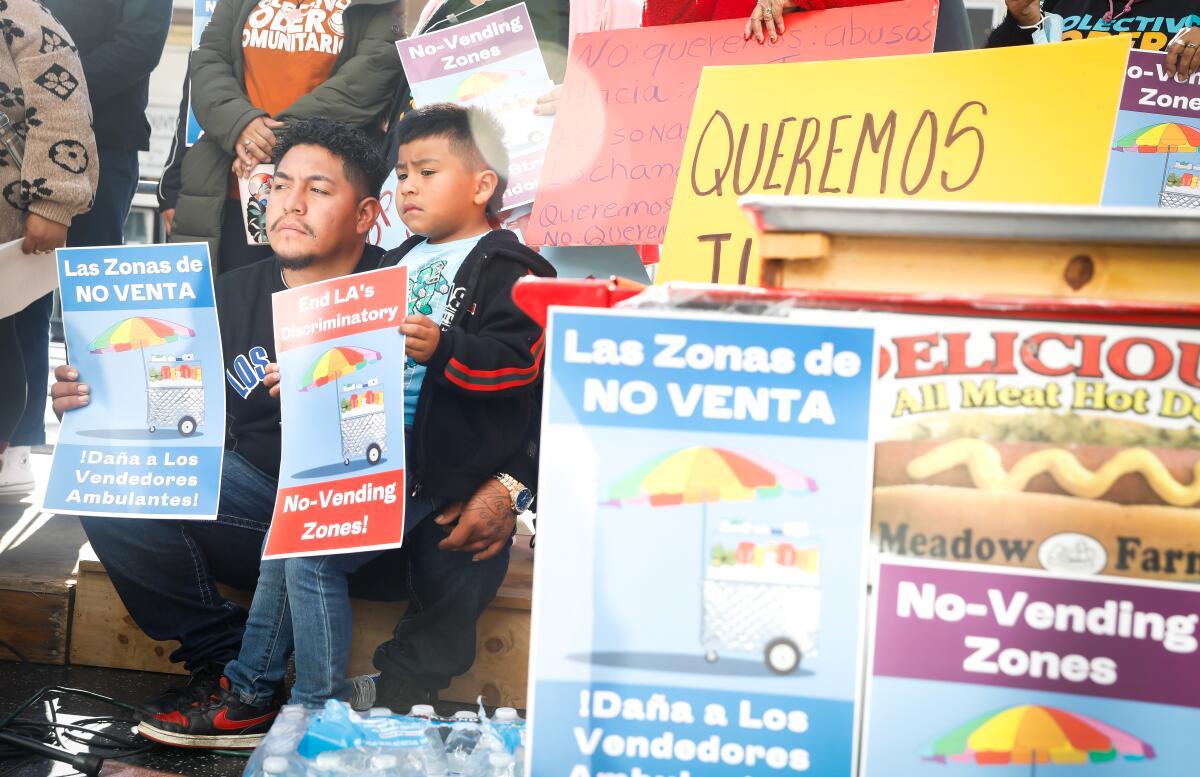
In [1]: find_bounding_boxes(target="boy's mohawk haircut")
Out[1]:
[394,103,510,219]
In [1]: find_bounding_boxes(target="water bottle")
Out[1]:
[261,755,306,777]
[444,715,483,775]
[487,752,517,777]
[244,732,302,776]
[408,704,437,719]
[489,709,524,754]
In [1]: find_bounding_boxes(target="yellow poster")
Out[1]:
[657,36,1130,285]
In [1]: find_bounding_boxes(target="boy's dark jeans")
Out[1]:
[79,450,510,690]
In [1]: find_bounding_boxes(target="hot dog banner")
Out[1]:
[657,35,1130,286]
[526,0,939,247]
[43,243,224,520]
[262,265,407,559]
[864,559,1200,775]
[395,2,553,212]
[865,312,1200,585]
[528,307,877,777]
[1101,49,1200,208]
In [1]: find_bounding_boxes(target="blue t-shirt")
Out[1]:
[399,233,484,427]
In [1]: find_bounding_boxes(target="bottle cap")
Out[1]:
[371,754,399,770]
[369,707,392,717]
[494,707,519,722]
[315,752,341,769]
[263,756,289,774]
[452,710,480,721]
[409,704,436,718]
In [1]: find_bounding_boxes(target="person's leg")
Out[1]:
[217,198,272,274]
[0,315,24,446]
[10,293,51,448]
[373,514,512,699]
[221,557,293,706]
[79,451,276,672]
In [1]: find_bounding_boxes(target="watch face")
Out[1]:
[515,488,534,513]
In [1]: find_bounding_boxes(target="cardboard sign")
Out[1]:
[1102,49,1200,208]
[526,1,939,247]
[186,0,216,146]
[396,3,554,211]
[528,307,877,777]
[263,265,407,559]
[864,559,1200,775]
[370,169,412,250]
[657,36,1131,285]
[44,244,224,519]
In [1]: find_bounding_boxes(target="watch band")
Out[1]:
[494,473,526,512]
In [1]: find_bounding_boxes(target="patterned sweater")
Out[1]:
[0,0,97,241]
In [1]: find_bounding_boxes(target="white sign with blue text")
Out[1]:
[43,243,224,520]
[527,306,878,777]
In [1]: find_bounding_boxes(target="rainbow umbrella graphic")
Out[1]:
[924,705,1155,775]
[299,345,381,391]
[1112,122,1200,206]
[88,316,195,354]
[453,71,515,100]
[603,446,819,672]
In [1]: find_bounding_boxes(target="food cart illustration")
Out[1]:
[146,354,205,436]
[336,378,387,466]
[603,446,821,674]
[87,316,204,437]
[299,345,387,467]
[704,517,820,674]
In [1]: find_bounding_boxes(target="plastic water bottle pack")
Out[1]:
[242,698,526,777]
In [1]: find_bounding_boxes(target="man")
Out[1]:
[5,0,172,495]
[52,118,533,716]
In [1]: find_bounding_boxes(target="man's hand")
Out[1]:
[22,212,68,255]
[534,85,561,116]
[161,208,175,236]
[265,363,281,398]
[401,314,440,363]
[436,478,516,561]
[235,116,285,170]
[50,364,89,419]
[1005,0,1041,27]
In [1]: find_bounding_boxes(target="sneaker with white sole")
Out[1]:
[0,446,34,497]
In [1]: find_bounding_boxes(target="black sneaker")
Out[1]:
[140,664,224,720]
[137,676,279,749]
[374,672,439,714]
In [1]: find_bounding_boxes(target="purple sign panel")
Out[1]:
[396,3,554,210]
[873,560,1200,709]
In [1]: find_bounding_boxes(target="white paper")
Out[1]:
[0,237,56,319]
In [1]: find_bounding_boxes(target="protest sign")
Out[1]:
[396,3,554,211]
[526,0,939,247]
[370,170,411,250]
[43,244,223,520]
[859,310,1200,585]
[864,559,1200,775]
[528,307,876,777]
[657,35,1131,285]
[1102,50,1200,208]
[186,0,216,146]
[262,265,407,559]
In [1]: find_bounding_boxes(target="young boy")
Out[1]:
[137,105,552,748]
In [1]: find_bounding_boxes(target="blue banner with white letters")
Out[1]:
[528,307,877,776]
[43,243,224,519]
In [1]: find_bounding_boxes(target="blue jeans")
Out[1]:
[223,492,439,707]
[14,147,138,446]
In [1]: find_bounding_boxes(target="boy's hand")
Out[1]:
[50,364,88,419]
[401,314,440,363]
[264,363,281,398]
[436,478,516,561]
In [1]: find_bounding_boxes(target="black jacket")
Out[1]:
[42,0,172,151]
[987,0,1194,49]
[384,230,555,501]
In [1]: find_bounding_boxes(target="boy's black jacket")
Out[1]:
[383,229,556,501]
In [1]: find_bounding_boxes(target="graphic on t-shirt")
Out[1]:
[1061,13,1200,49]
[299,345,388,470]
[242,0,349,55]
[88,316,208,438]
[409,259,450,316]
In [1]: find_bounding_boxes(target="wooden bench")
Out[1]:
[70,537,533,708]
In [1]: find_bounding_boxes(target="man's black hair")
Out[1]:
[393,103,509,219]
[272,117,390,199]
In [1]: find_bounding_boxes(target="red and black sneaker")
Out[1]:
[137,676,279,749]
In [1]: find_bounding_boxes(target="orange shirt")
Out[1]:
[241,0,348,118]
